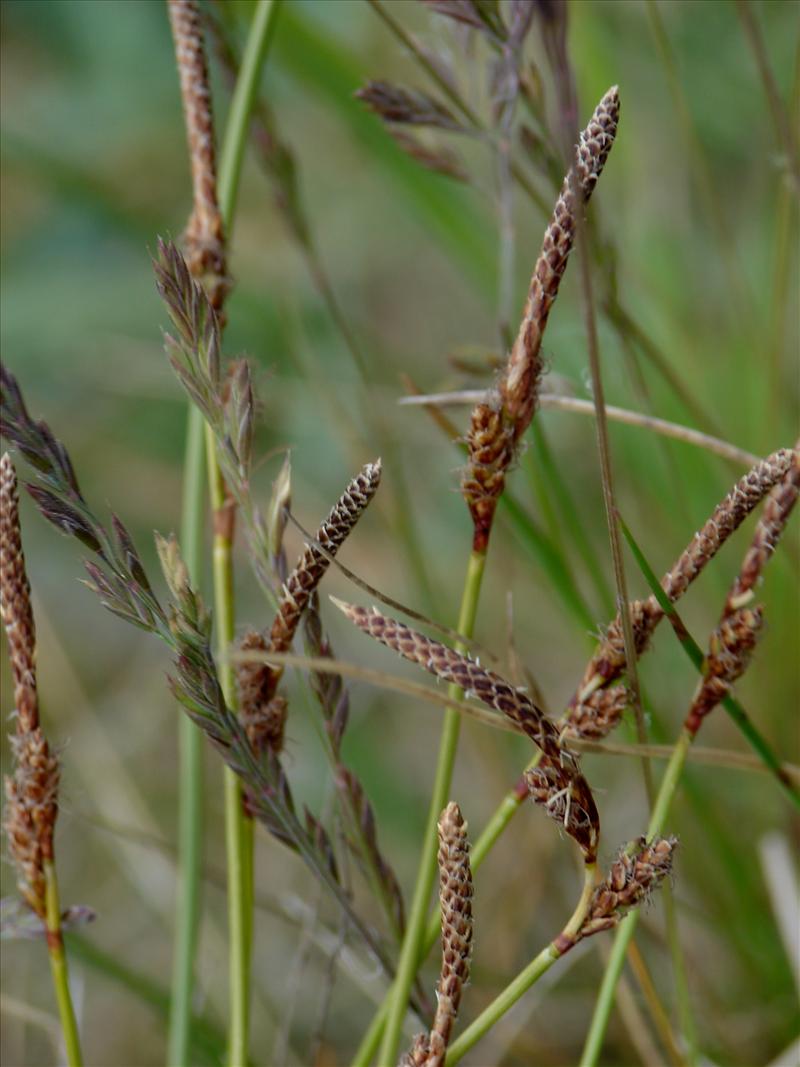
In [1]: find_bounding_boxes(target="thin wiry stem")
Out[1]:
[398,390,762,468]
[735,0,800,193]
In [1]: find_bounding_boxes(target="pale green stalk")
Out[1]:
[377,549,487,1064]
[170,4,280,1065]
[580,728,693,1067]
[445,865,598,1063]
[44,861,83,1067]
[168,406,207,1067]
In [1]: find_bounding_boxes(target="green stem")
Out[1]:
[446,864,598,1064]
[353,750,545,1064]
[217,0,281,228]
[207,417,250,1067]
[168,406,207,1067]
[169,4,280,1065]
[377,549,487,1065]
[44,860,83,1067]
[580,728,693,1067]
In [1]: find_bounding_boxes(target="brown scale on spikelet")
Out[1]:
[569,447,797,725]
[686,451,799,735]
[398,1034,431,1067]
[462,88,619,549]
[564,684,629,741]
[335,600,599,861]
[1,454,60,917]
[399,802,473,1067]
[167,0,228,310]
[574,836,677,942]
[461,403,514,553]
[236,630,287,755]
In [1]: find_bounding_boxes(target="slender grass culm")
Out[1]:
[1,3,798,1065]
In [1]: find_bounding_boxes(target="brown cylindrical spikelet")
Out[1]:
[577,836,677,941]
[662,447,797,604]
[398,803,473,1067]
[429,802,473,1066]
[686,450,799,735]
[1,453,60,917]
[501,86,619,436]
[269,460,382,655]
[462,88,619,549]
[569,447,797,718]
[167,0,228,310]
[685,608,763,732]
[335,599,600,861]
[724,450,800,610]
[1,452,37,732]
[236,629,287,755]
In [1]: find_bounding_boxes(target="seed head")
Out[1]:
[578,836,677,940]
[335,600,599,861]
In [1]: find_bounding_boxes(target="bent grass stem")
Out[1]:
[445,864,598,1063]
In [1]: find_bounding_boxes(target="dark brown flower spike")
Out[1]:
[400,802,473,1067]
[462,87,620,550]
[241,461,384,743]
[167,0,228,310]
[686,451,800,735]
[571,836,677,944]
[568,446,797,737]
[1,453,60,917]
[334,600,599,862]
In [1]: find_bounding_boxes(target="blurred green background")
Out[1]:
[1,1,798,1064]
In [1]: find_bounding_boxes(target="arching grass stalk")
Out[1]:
[377,548,486,1064]
[170,3,279,1065]
[445,864,598,1064]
